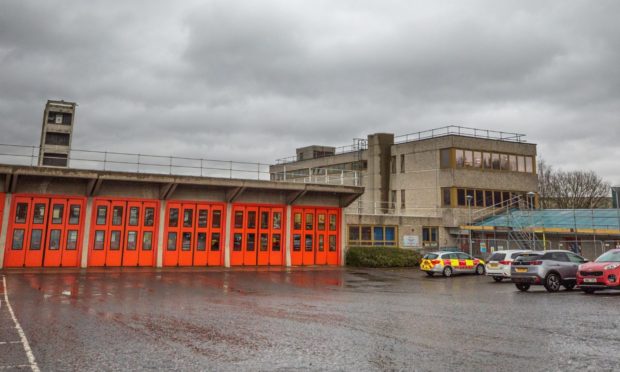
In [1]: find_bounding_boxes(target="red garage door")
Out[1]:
[88,198,159,267]
[230,204,285,266]
[3,195,86,268]
[291,207,340,266]
[163,201,225,267]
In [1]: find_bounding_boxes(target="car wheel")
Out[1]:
[443,266,453,277]
[515,283,530,292]
[475,264,485,275]
[493,277,503,282]
[582,288,596,294]
[544,273,561,292]
[425,272,434,277]
[564,282,576,291]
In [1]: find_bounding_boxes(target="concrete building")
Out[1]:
[38,100,77,167]
[270,126,539,251]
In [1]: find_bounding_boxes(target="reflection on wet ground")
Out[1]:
[2,268,620,371]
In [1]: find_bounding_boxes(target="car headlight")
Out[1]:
[604,264,620,270]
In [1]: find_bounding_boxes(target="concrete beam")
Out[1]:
[9,173,18,193]
[339,193,361,208]
[4,174,12,193]
[226,187,245,203]
[286,189,307,205]
[160,183,178,200]
[88,178,103,197]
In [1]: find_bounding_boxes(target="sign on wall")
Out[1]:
[402,235,420,247]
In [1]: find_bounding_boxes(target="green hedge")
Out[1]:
[346,246,422,268]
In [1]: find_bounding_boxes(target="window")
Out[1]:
[143,232,153,251]
[127,231,137,250]
[169,208,179,227]
[12,229,25,250]
[509,155,517,172]
[183,209,193,228]
[401,189,406,209]
[212,211,221,228]
[455,149,464,167]
[466,189,474,205]
[500,154,509,170]
[473,151,482,168]
[52,204,64,224]
[305,234,313,251]
[483,152,491,169]
[260,211,269,229]
[69,205,80,225]
[66,231,78,250]
[247,211,256,229]
[49,230,61,250]
[167,232,177,251]
[234,211,244,228]
[129,207,139,226]
[494,191,502,206]
[305,213,313,230]
[211,233,221,251]
[484,190,494,207]
[442,188,452,207]
[390,190,396,210]
[260,233,268,251]
[391,156,396,174]
[517,156,525,172]
[525,157,533,173]
[457,188,466,206]
[491,153,500,170]
[112,206,123,226]
[15,203,28,224]
[464,150,473,167]
[318,235,325,251]
[329,235,337,251]
[32,203,46,224]
[144,208,155,227]
[294,213,302,229]
[272,234,281,251]
[422,227,438,247]
[196,210,208,228]
[440,148,452,169]
[348,225,397,246]
[400,154,405,173]
[94,231,105,250]
[45,132,70,146]
[567,253,586,264]
[318,214,326,230]
[329,215,337,231]
[182,232,192,251]
[110,231,121,250]
[247,233,255,251]
[475,190,484,207]
[293,234,301,251]
[30,230,42,250]
[233,233,242,251]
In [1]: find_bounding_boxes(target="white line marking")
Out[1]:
[0,365,35,370]
[1,276,40,372]
[0,341,21,345]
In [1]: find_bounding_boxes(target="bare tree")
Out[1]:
[538,160,610,209]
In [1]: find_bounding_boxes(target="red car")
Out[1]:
[577,249,620,294]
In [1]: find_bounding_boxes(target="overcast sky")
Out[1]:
[1,1,619,183]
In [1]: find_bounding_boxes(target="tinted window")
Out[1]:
[543,252,569,262]
[488,253,506,261]
[567,253,586,263]
[15,203,28,224]
[423,253,439,259]
[456,253,470,260]
[169,208,179,227]
[212,211,221,228]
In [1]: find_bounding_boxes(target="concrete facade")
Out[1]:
[270,128,539,251]
[38,100,76,167]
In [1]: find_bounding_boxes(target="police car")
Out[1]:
[420,251,486,277]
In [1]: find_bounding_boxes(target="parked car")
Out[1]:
[511,250,587,292]
[577,249,620,294]
[485,250,541,282]
[420,251,485,277]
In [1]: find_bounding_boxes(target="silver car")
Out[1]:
[510,250,588,292]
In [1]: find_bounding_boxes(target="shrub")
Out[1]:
[346,246,422,268]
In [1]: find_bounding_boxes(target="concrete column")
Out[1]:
[224,203,232,268]
[0,193,13,269]
[80,197,94,268]
[285,205,292,267]
[340,209,347,266]
[156,200,166,268]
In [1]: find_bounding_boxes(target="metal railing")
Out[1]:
[344,201,443,218]
[0,143,359,185]
[394,125,526,144]
[275,140,368,165]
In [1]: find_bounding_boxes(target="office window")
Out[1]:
[509,155,517,172]
[348,225,397,246]
[473,151,482,168]
[466,189,475,205]
[485,190,494,207]
[390,190,396,210]
[483,152,491,169]
[400,154,405,173]
[391,156,396,174]
[491,153,500,170]
[400,189,406,209]
[455,149,464,167]
[442,188,452,207]
[422,227,438,247]
[517,156,525,172]
[525,157,534,173]
[440,148,452,169]
[475,190,484,207]
[500,154,509,170]
[457,188,466,206]
[464,150,473,167]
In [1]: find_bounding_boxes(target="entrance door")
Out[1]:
[243,207,258,266]
[230,207,245,266]
[24,197,49,267]
[269,208,284,266]
[257,208,270,266]
[163,203,181,266]
[315,209,328,265]
[138,202,157,267]
[43,199,67,267]
[207,207,224,266]
[89,200,109,266]
[122,201,141,266]
[5,198,32,267]
[106,201,125,267]
[291,208,303,265]
[302,209,315,265]
[326,210,340,265]
[61,201,84,267]
[193,205,210,266]
[178,205,195,266]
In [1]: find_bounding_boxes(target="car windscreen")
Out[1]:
[423,253,439,259]
[595,251,620,263]
[488,253,506,261]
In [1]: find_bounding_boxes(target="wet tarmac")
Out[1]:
[1,268,619,371]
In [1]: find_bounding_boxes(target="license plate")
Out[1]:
[584,278,597,283]
[516,268,528,273]
[489,264,498,268]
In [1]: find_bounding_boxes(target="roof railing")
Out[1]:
[394,125,526,144]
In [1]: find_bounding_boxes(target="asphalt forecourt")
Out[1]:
[1,268,619,371]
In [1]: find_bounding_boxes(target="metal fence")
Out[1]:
[0,143,359,185]
[394,125,526,144]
